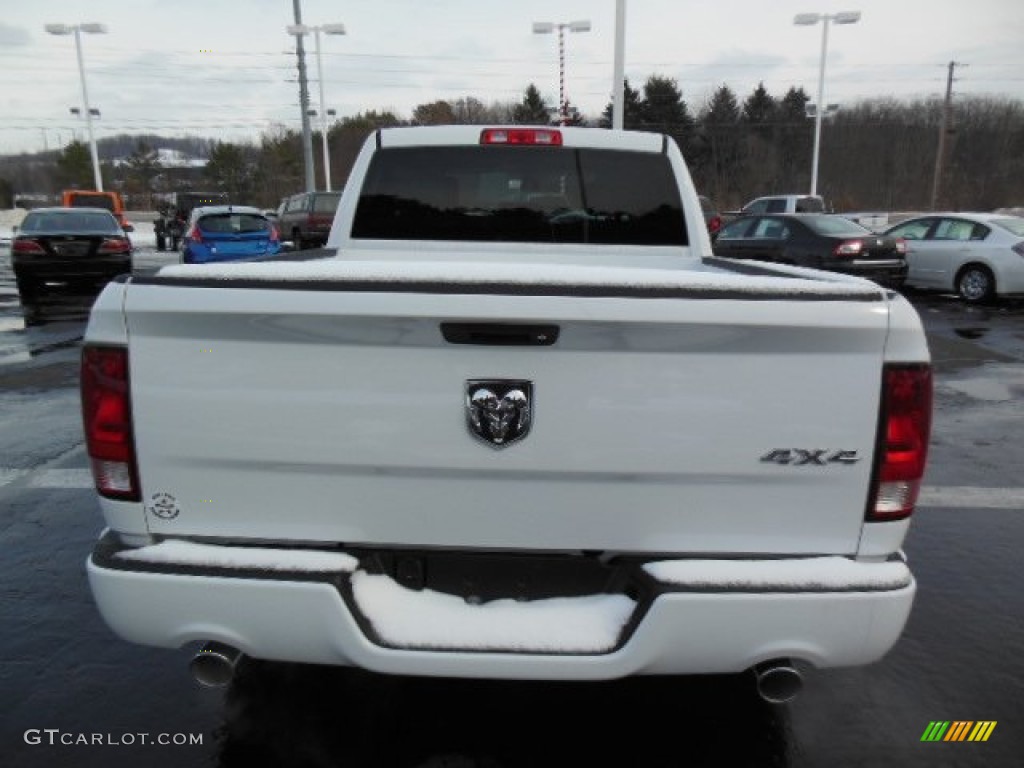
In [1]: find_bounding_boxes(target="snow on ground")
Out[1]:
[128,220,156,249]
[0,208,27,245]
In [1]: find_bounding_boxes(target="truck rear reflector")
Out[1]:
[81,346,140,501]
[868,364,932,521]
[480,128,563,146]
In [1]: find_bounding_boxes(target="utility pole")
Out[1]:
[612,0,626,130]
[930,60,964,211]
[292,0,315,193]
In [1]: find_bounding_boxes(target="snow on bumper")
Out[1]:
[87,536,915,680]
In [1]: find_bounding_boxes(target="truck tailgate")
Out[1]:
[122,276,889,555]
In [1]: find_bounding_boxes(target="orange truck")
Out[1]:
[61,189,133,232]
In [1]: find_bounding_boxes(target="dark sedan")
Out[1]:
[712,213,907,288]
[12,207,133,304]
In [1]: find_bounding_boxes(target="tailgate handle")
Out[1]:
[441,323,560,346]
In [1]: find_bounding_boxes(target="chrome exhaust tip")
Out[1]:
[754,659,803,704]
[189,641,242,688]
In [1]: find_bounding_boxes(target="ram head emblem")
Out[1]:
[465,380,533,448]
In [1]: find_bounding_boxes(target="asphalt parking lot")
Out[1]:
[0,245,1022,767]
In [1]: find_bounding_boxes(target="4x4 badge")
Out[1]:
[465,380,533,448]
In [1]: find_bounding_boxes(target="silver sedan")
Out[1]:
[883,212,1024,303]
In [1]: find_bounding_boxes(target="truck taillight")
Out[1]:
[81,346,140,501]
[867,364,932,521]
[480,128,563,146]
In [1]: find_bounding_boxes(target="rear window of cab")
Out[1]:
[352,146,686,246]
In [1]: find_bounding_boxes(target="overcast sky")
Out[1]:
[2,0,1023,155]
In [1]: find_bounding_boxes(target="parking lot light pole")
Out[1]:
[46,22,107,191]
[532,20,591,125]
[794,11,860,197]
[287,22,345,192]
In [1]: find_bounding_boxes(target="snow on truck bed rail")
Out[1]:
[156,255,884,298]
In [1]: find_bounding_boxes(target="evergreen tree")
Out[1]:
[255,125,304,207]
[699,85,745,206]
[777,87,813,192]
[122,140,162,198]
[599,78,643,129]
[512,84,552,125]
[741,83,781,192]
[640,76,691,130]
[742,83,778,136]
[55,141,93,189]
[204,141,255,201]
[640,75,694,155]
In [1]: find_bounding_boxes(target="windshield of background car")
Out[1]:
[21,211,120,234]
[992,217,1024,237]
[313,194,342,213]
[198,213,271,234]
[803,215,871,236]
[352,146,687,246]
[67,194,116,212]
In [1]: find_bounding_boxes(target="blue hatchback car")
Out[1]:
[181,205,282,264]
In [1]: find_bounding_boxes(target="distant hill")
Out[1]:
[0,133,215,164]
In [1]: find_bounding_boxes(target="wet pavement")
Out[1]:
[0,247,1022,767]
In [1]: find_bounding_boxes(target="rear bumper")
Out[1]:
[88,534,916,680]
[14,258,132,284]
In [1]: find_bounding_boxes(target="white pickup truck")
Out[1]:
[82,126,932,701]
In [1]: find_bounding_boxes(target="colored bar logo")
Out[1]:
[921,721,997,742]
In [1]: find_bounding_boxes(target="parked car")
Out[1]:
[713,213,908,288]
[277,191,342,249]
[881,213,1024,303]
[698,195,723,239]
[11,207,132,303]
[180,205,282,264]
